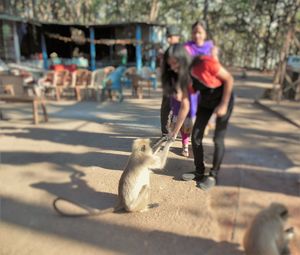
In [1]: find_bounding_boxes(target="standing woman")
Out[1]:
[161,44,199,150]
[182,55,234,191]
[162,44,234,191]
[184,20,218,59]
[161,20,217,139]
[160,25,182,137]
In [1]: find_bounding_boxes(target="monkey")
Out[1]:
[243,202,295,255]
[53,136,173,217]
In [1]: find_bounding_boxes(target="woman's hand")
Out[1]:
[214,102,228,117]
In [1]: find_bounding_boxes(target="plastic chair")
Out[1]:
[128,66,154,99]
[91,66,115,101]
[72,69,92,101]
[53,70,72,100]
[140,66,157,89]
[121,66,136,88]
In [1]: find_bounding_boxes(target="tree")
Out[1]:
[4,0,300,71]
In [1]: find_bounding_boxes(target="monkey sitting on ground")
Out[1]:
[243,202,295,255]
[53,137,173,217]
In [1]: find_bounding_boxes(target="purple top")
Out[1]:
[171,90,200,118]
[184,40,214,57]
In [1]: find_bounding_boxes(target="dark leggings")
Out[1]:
[160,95,171,135]
[192,94,234,176]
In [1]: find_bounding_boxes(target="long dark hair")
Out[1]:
[192,19,207,30]
[161,43,192,96]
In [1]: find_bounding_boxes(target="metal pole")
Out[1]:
[89,27,96,71]
[150,26,156,71]
[41,32,48,69]
[12,22,21,63]
[135,24,142,71]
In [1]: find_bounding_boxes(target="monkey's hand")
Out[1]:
[166,132,176,142]
[284,227,295,241]
[167,136,176,142]
[151,139,173,170]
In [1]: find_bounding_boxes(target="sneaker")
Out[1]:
[197,176,216,191]
[182,145,189,157]
[182,171,204,181]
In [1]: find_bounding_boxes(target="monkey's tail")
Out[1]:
[53,197,115,217]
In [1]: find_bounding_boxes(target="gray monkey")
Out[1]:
[243,202,295,255]
[53,137,173,217]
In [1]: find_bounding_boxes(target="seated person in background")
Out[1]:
[77,53,89,68]
[50,52,62,65]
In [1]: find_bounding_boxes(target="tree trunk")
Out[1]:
[149,0,160,22]
[262,0,278,70]
[203,0,209,35]
[273,0,299,87]
[273,0,300,102]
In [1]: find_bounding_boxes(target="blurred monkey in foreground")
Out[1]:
[53,137,173,217]
[243,202,295,255]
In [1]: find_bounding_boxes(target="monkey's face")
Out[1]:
[132,138,153,155]
[270,203,289,221]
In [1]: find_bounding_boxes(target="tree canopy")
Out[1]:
[2,0,300,70]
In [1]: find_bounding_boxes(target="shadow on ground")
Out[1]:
[31,172,117,210]
[1,195,243,255]
[0,126,155,150]
[2,150,128,171]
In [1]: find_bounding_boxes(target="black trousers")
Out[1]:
[160,95,171,135]
[192,94,234,176]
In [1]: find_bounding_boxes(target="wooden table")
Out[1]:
[0,74,48,124]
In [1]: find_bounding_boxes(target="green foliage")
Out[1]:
[5,0,300,70]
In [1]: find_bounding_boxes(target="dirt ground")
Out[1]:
[0,71,299,255]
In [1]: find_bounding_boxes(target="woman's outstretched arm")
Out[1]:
[168,93,190,139]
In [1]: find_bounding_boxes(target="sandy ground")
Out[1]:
[0,71,299,255]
